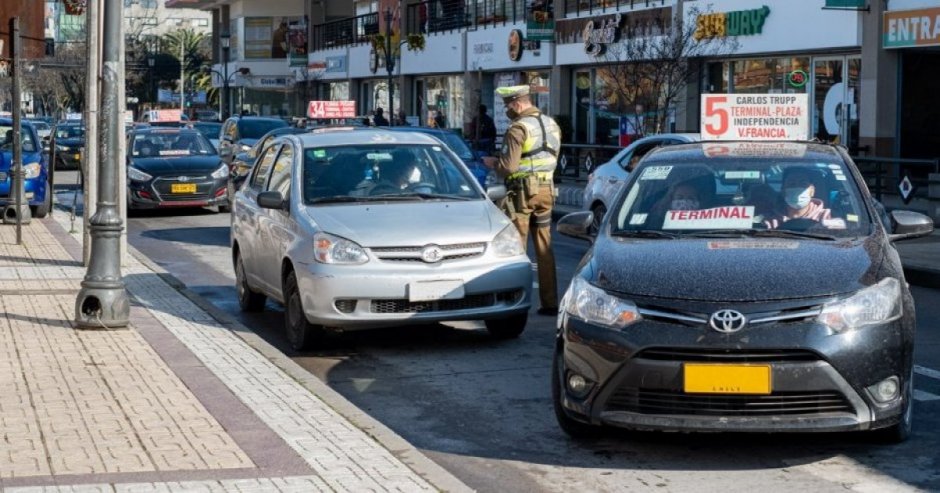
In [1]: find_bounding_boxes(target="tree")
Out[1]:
[161,29,211,108]
[593,5,738,136]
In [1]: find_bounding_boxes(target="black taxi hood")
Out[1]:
[591,235,883,302]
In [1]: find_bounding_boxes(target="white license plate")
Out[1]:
[408,280,465,302]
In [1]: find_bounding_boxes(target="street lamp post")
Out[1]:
[220,31,230,119]
[384,7,395,118]
[147,55,155,107]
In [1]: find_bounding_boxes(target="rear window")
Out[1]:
[0,124,38,153]
[237,119,288,139]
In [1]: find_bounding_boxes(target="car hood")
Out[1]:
[56,138,84,147]
[305,200,506,247]
[591,236,883,302]
[130,156,223,174]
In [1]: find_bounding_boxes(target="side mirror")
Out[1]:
[557,211,595,242]
[889,210,934,241]
[486,184,507,201]
[257,190,287,210]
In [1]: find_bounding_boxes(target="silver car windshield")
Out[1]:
[611,154,873,239]
[302,144,483,204]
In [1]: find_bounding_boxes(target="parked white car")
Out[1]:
[582,133,699,233]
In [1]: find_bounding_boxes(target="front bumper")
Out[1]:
[128,175,228,209]
[55,149,82,169]
[295,256,533,329]
[0,170,47,206]
[557,313,912,433]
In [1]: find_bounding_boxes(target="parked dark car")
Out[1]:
[387,126,495,189]
[554,141,934,443]
[218,116,289,165]
[126,127,229,212]
[189,121,223,150]
[52,122,85,170]
[227,126,309,206]
[0,118,52,217]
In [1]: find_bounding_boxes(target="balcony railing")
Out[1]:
[311,12,379,51]
[558,0,667,17]
[405,0,527,34]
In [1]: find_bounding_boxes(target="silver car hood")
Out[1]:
[305,200,508,247]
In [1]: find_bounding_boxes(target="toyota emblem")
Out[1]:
[709,309,747,333]
[177,176,190,182]
[420,244,444,263]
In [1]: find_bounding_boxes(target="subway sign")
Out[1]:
[694,6,770,41]
[884,7,940,48]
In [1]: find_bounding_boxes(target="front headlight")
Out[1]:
[24,163,42,179]
[492,224,525,257]
[127,166,152,182]
[563,276,641,329]
[314,232,368,265]
[210,163,229,180]
[817,278,902,333]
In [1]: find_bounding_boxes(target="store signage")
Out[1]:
[700,94,809,141]
[307,100,356,119]
[326,56,346,73]
[255,77,294,88]
[883,7,940,48]
[526,0,555,41]
[508,29,524,61]
[582,14,621,56]
[473,42,494,54]
[787,69,808,88]
[694,6,770,41]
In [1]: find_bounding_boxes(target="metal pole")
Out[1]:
[223,45,229,119]
[5,17,32,238]
[75,0,129,329]
[83,0,101,266]
[386,7,393,119]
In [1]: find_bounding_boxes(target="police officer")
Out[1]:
[483,85,561,315]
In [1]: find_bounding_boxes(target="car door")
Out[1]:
[257,142,296,295]
[234,144,280,291]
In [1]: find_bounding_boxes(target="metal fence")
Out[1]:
[555,143,623,179]
[311,12,379,52]
[853,157,939,202]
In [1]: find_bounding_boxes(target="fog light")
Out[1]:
[567,372,592,398]
[868,376,900,403]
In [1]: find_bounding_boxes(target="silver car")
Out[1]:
[582,133,699,233]
[231,129,533,350]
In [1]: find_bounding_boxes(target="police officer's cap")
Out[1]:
[496,85,530,103]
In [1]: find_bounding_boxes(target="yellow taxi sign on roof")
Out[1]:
[701,94,809,141]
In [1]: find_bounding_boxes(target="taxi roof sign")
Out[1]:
[145,109,183,123]
[701,94,809,141]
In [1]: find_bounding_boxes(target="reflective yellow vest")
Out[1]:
[516,112,561,174]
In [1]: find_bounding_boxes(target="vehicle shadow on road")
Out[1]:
[139,226,230,247]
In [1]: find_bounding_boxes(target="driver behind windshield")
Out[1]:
[764,167,845,229]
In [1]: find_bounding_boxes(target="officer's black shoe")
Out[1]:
[537,307,558,316]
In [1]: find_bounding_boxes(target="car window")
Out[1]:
[237,119,288,139]
[55,125,84,140]
[618,141,663,170]
[0,124,39,153]
[301,143,484,204]
[267,144,293,196]
[251,145,280,190]
[612,148,871,238]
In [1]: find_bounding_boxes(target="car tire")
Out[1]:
[872,370,913,444]
[284,270,325,351]
[32,178,52,218]
[589,203,606,235]
[484,312,527,339]
[235,253,266,312]
[552,345,602,439]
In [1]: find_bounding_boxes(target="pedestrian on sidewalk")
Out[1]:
[483,85,562,316]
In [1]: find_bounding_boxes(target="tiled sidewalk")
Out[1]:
[0,215,469,492]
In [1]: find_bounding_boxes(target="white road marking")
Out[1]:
[913,389,940,402]
[914,365,940,380]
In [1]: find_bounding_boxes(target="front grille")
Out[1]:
[606,388,853,416]
[370,242,487,263]
[636,348,821,363]
[370,293,496,314]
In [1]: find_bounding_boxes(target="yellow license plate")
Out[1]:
[171,183,197,194]
[683,363,771,395]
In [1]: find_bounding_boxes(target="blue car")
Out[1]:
[0,119,51,218]
[387,126,496,190]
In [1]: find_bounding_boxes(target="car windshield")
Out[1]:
[55,125,84,139]
[191,123,221,140]
[31,121,50,131]
[131,130,217,157]
[237,119,288,139]
[302,144,484,204]
[0,124,38,152]
[610,143,873,239]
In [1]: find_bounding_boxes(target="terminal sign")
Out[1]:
[307,100,356,119]
[701,93,809,141]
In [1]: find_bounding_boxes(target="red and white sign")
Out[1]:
[147,109,182,123]
[701,94,809,141]
[307,100,356,119]
[662,206,755,230]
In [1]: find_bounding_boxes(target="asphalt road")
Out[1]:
[55,171,940,492]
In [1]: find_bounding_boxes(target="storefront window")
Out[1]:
[705,61,729,93]
[419,75,465,132]
[731,57,810,94]
[328,82,350,101]
[573,70,591,144]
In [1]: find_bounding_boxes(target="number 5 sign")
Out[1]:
[701,94,809,141]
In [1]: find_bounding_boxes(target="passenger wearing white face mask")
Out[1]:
[764,167,845,229]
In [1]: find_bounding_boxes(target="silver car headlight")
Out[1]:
[24,163,42,179]
[314,232,368,265]
[127,166,152,182]
[491,224,525,257]
[563,276,641,329]
[210,163,229,180]
[817,278,902,333]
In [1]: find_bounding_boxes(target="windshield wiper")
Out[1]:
[308,195,371,204]
[610,230,679,239]
[685,229,840,241]
[390,192,474,201]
